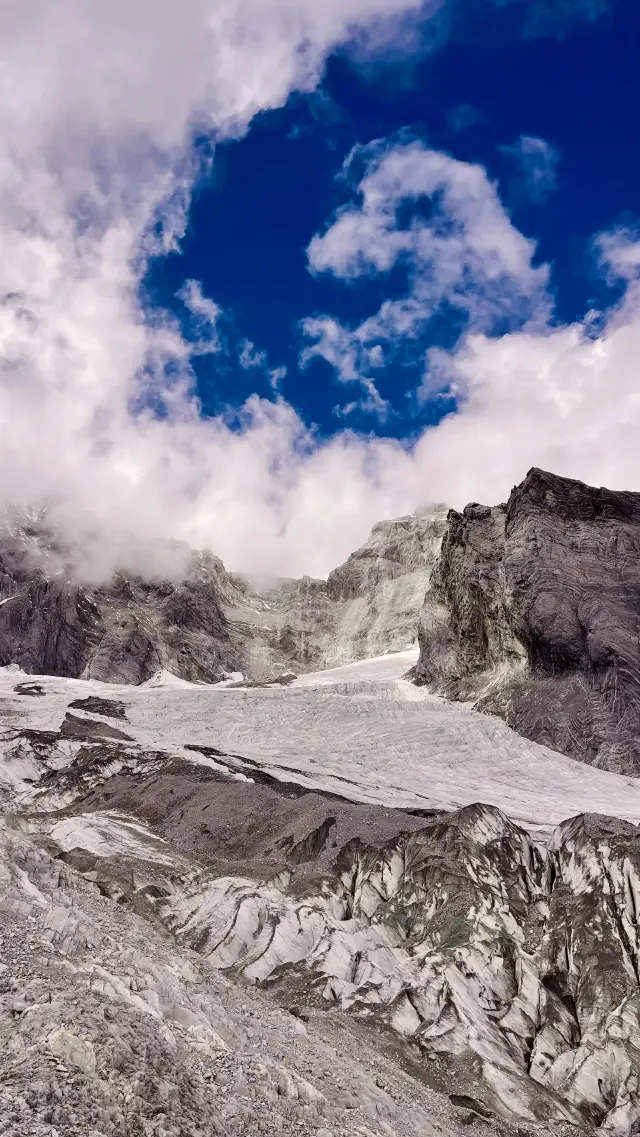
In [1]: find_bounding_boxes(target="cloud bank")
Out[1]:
[0,1,638,583]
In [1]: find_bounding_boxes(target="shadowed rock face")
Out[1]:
[0,508,448,684]
[415,468,640,774]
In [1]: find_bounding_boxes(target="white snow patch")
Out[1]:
[140,670,207,690]
[5,650,640,837]
[49,813,184,866]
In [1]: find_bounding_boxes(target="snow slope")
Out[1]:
[5,649,640,836]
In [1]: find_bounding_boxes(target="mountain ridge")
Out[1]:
[0,507,449,685]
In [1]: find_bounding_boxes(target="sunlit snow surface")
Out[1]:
[4,649,640,836]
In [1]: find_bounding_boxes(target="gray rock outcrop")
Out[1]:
[415,467,640,774]
[0,507,448,685]
[1,686,637,1134]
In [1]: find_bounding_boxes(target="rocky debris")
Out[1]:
[59,714,135,743]
[0,508,448,686]
[68,697,128,720]
[415,468,640,774]
[11,721,640,1135]
[0,813,520,1137]
[14,681,46,697]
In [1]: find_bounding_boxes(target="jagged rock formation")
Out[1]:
[4,658,640,1132]
[415,468,640,775]
[0,667,591,1137]
[0,508,447,686]
[0,804,469,1137]
[250,509,449,672]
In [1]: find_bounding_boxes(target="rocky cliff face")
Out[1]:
[254,509,450,671]
[0,522,243,685]
[0,508,448,685]
[415,468,640,774]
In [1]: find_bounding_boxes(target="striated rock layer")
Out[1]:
[415,468,640,775]
[0,508,448,685]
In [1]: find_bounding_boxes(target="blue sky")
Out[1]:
[3,0,640,578]
[148,0,640,442]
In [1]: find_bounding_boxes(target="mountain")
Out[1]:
[0,508,448,685]
[6,472,640,1136]
[414,468,640,775]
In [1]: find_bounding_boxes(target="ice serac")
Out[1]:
[0,506,448,684]
[415,468,640,775]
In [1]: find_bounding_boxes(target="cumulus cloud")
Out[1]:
[0,0,638,586]
[596,226,640,282]
[302,138,550,407]
[0,0,432,580]
[403,285,640,509]
[501,134,559,202]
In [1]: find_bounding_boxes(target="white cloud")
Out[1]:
[239,341,268,371]
[300,315,391,421]
[0,2,638,587]
[308,139,548,300]
[302,138,550,405]
[501,134,559,202]
[404,284,640,509]
[239,340,288,393]
[179,280,223,354]
[596,226,640,282]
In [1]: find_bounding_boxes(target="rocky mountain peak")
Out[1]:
[416,467,640,775]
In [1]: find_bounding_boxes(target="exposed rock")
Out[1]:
[323,510,449,665]
[15,727,640,1133]
[0,577,104,678]
[415,468,640,774]
[48,1028,97,1074]
[0,507,448,685]
[3,637,640,1134]
[68,697,128,720]
[59,713,134,743]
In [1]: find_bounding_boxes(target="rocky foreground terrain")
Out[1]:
[415,468,640,776]
[5,470,640,1136]
[2,653,640,1136]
